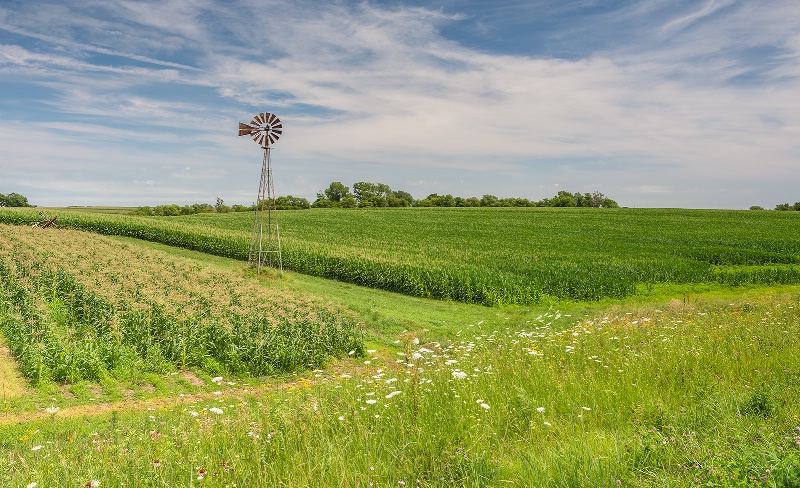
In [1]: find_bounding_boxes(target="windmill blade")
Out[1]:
[240,111,282,147]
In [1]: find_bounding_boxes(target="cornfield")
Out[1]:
[2,207,799,305]
[0,224,363,384]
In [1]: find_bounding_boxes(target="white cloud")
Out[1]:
[1,0,799,208]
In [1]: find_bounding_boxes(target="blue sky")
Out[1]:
[1,0,799,209]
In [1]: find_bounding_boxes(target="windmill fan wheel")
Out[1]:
[238,112,282,147]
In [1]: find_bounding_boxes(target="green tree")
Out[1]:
[130,206,153,216]
[0,192,33,207]
[353,182,391,207]
[386,195,409,207]
[340,195,358,208]
[501,197,532,207]
[590,192,607,208]
[215,197,231,213]
[463,196,481,207]
[601,197,619,208]
[193,203,215,213]
[319,182,351,203]
[392,190,415,207]
[153,204,182,216]
[550,191,575,207]
[311,198,335,208]
[275,195,310,210]
[480,194,500,207]
[775,203,791,211]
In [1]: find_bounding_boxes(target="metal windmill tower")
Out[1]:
[238,112,283,273]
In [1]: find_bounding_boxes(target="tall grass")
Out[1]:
[2,293,799,486]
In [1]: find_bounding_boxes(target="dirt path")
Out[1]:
[0,387,253,427]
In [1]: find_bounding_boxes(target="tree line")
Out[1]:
[131,196,310,216]
[750,202,800,211]
[312,181,619,208]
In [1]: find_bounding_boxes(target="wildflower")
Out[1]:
[209,407,224,415]
[451,370,468,380]
[366,399,377,405]
[385,391,402,399]
[537,407,545,413]
[26,483,37,488]
[84,481,100,487]
[480,403,490,410]
[153,460,162,467]
[197,468,207,480]
[211,376,223,384]
[31,445,43,451]
[45,406,60,416]
[544,421,552,427]
[582,406,591,411]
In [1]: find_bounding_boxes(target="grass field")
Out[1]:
[1,209,799,486]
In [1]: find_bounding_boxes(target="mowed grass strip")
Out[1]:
[0,337,27,399]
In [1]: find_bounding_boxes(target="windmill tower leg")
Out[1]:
[248,146,282,273]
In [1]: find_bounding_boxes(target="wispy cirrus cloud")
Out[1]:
[1,0,799,208]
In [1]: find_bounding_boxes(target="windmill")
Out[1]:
[238,112,283,273]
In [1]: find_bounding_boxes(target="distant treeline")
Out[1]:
[750,202,800,211]
[0,192,34,207]
[312,181,619,208]
[131,196,310,216]
[131,184,620,216]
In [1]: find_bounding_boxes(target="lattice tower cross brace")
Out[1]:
[249,144,282,273]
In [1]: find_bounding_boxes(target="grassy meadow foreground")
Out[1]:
[1,209,799,486]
